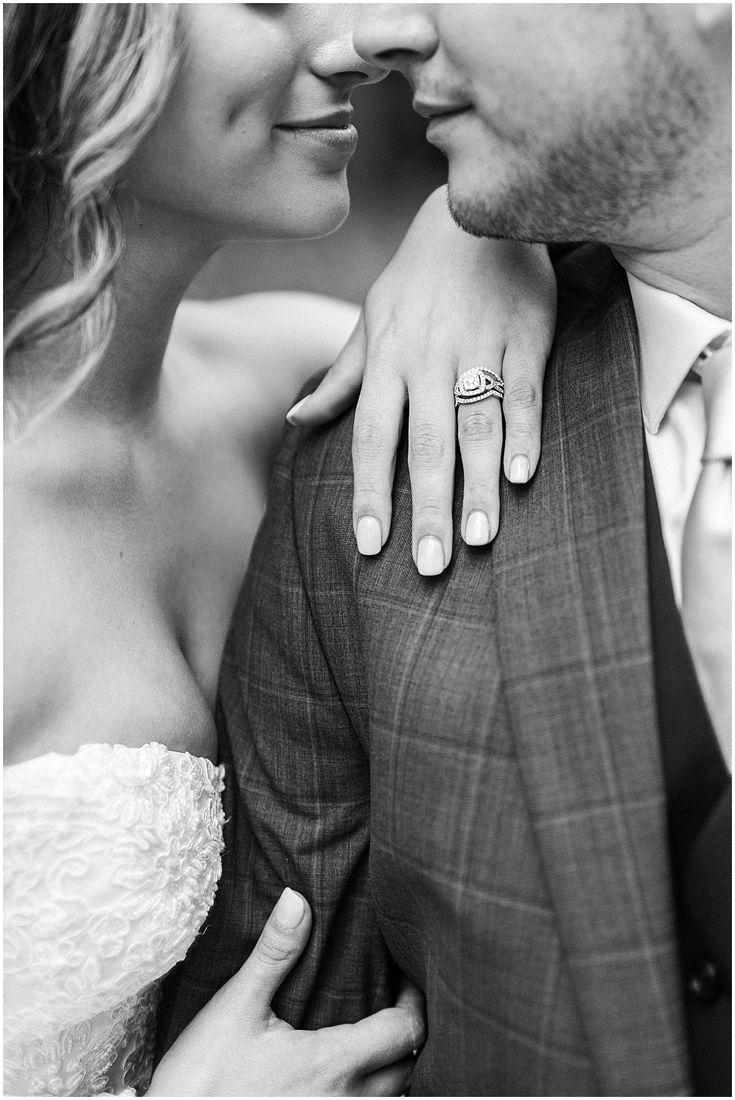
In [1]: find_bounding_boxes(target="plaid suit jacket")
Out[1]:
[157,245,690,1096]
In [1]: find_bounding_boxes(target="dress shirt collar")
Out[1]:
[626,271,731,434]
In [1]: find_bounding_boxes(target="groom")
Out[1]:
[159,5,731,1095]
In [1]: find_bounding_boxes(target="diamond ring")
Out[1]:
[453,368,505,407]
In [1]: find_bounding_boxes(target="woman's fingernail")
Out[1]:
[465,510,490,546]
[417,536,444,576]
[509,454,530,484]
[356,515,383,555]
[275,888,305,929]
[286,395,310,425]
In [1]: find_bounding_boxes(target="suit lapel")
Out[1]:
[492,249,689,1094]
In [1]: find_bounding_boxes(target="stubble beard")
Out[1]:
[446,34,709,248]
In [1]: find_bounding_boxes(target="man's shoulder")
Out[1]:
[279,401,355,496]
[275,244,635,482]
[263,372,355,540]
[268,243,636,530]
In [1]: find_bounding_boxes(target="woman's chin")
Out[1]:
[301,205,351,240]
[264,188,351,241]
[135,189,352,247]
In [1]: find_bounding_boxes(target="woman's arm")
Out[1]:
[290,186,557,574]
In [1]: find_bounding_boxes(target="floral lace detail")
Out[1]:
[4,742,225,1096]
[4,984,159,1096]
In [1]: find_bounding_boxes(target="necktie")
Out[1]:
[680,339,732,766]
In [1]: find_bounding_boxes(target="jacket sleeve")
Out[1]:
[156,416,398,1053]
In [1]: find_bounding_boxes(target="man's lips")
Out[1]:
[413,99,472,121]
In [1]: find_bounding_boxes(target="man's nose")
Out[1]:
[354,4,439,73]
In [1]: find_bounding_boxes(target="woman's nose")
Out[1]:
[353,4,439,73]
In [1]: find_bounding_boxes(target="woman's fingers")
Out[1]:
[407,383,456,575]
[352,348,543,566]
[457,395,503,546]
[232,888,312,1015]
[327,1000,425,1077]
[500,340,546,484]
[352,369,404,557]
[287,318,366,427]
[359,1055,416,1096]
[393,975,426,1023]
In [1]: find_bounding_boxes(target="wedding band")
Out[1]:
[454,368,505,407]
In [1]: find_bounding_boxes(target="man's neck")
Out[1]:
[611,205,731,321]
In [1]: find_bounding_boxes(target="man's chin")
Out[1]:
[446,197,505,240]
[446,180,545,244]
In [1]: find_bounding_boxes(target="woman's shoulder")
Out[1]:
[171,291,359,388]
[165,291,358,448]
[176,289,359,334]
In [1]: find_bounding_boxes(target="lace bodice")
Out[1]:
[4,742,225,1096]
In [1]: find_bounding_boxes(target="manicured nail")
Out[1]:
[417,536,444,576]
[286,395,310,425]
[509,454,530,484]
[275,887,305,929]
[465,510,490,546]
[356,515,383,556]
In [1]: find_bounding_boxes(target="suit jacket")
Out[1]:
[157,244,691,1095]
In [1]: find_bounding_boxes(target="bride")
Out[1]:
[4,4,556,1095]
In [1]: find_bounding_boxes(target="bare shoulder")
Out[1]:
[169,291,360,421]
[177,290,360,347]
[164,293,360,498]
[159,293,363,608]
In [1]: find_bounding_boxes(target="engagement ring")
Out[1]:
[454,368,505,407]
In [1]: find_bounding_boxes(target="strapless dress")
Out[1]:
[4,741,225,1096]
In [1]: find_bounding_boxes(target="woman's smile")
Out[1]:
[120,4,383,240]
[274,118,358,159]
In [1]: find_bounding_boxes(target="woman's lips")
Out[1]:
[275,122,358,157]
[276,122,358,152]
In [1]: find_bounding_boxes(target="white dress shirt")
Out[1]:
[627,272,731,607]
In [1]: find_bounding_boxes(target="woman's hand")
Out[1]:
[287,186,556,575]
[147,888,425,1097]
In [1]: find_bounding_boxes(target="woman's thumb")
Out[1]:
[286,316,367,426]
[235,888,312,1011]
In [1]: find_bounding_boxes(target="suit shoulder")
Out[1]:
[291,407,355,497]
[265,401,354,532]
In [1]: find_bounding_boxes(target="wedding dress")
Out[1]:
[4,741,225,1096]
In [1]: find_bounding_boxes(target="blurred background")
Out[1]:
[188,72,448,305]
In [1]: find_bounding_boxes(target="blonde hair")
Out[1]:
[4,3,182,440]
